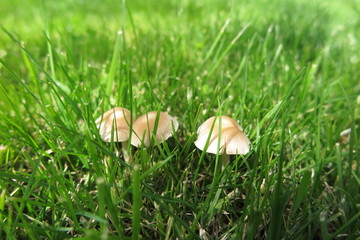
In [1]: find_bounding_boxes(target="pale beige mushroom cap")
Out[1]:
[95,107,131,142]
[131,111,179,147]
[194,116,250,155]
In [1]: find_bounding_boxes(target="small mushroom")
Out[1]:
[95,107,132,160]
[131,111,179,147]
[340,128,351,144]
[194,116,251,166]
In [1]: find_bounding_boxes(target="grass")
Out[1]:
[0,0,359,239]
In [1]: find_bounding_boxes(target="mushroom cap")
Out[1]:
[95,107,131,142]
[131,111,179,147]
[194,116,250,155]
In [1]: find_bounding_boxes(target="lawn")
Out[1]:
[0,0,359,239]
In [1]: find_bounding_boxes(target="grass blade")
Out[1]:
[132,164,141,240]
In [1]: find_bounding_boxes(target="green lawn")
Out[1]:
[0,0,359,239]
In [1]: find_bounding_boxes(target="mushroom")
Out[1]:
[194,116,251,166]
[95,107,132,160]
[131,111,179,147]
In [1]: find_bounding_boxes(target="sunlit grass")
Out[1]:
[0,0,359,239]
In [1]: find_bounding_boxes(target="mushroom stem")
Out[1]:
[221,154,230,168]
[114,141,132,162]
[121,141,132,163]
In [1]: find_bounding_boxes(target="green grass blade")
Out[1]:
[132,164,141,240]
